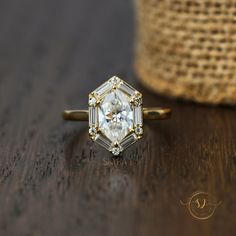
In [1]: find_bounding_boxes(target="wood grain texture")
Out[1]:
[0,0,236,236]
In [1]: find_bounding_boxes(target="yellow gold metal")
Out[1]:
[62,110,88,121]
[143,107,171,120]
[63,108,171,121]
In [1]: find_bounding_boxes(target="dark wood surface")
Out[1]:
[0,0,236,235]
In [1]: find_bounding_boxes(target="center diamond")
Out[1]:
[98,89,133,143]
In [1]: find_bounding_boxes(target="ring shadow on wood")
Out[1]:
[63,123,172,175]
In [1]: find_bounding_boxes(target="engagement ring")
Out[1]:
[63,76,171,156]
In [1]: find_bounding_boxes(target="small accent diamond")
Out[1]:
[89,127,97,138]
[131,92,142,106]
[89,96,97,106]
[135,126,143,136]
[110,76,121,86]
[111,146,122,156]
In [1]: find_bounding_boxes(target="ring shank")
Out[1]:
[63,108,171,121]
[143,107,171,120]
[63,110,88,121]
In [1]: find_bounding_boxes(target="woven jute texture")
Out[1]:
[135,0,236,104]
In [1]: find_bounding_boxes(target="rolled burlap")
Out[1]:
[135,0,236,105]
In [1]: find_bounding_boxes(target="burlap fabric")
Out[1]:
[135,0,236,104]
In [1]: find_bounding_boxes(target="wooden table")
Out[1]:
[0,0,235,235]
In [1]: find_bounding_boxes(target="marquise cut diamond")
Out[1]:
[98,89,133,143]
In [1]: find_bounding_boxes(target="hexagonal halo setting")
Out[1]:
[88,76,143,156]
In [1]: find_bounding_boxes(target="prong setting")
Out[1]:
[89,93,101,106]
[130,91,142,106]
[88,96,97,107]
[89,126,98,139]
[88,76,143,155]
[109,76,121,88]
[110,142,123,156]
[134,125,143,138]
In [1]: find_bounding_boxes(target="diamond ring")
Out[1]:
[63,76,171,156]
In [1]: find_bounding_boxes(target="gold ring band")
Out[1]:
[63,107,171,121]
[63,76,171,156]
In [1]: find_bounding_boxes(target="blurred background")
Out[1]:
[0,0,135,96]
[135,0,236,105]
[2,0,236,104]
